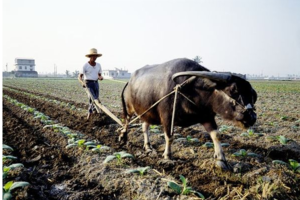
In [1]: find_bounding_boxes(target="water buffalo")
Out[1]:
[120,58,257,169]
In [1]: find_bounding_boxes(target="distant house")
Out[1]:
[14,58,38,77]
[102,68,131,79]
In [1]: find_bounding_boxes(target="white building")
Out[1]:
[15,58,36,71]
[102,68,131,79]
[14,58,38,77]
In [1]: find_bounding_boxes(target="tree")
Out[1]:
[66,70,70,77]
[72,70,79,78]
[193,56,203,64]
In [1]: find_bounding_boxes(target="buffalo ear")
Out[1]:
[195,78,217,90]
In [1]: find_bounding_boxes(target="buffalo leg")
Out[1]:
[119,115,131,142]
[142,122,152,151]
[163,133,172,159]
[210,130,230,170]
[162,125,173,159]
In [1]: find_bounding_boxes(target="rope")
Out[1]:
[170,85,179,135]
[178,91,196,106]
[128,90,176,125]
[105,79,127,84]
[127,76,197,128]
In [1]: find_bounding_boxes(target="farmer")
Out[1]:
[78,48,104,120]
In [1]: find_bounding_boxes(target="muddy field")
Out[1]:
[2,78,300,200]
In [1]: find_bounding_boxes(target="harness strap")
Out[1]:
[128,90,176,125]
[178,91,196,106]
[127,76,197,128]
[170,85,179,135]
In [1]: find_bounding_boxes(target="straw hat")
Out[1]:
[85,48,102,58]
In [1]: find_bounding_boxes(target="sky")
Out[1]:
[2,0,300,76]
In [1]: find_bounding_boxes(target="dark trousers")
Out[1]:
[86,81,99,113]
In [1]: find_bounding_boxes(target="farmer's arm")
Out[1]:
[78,73,85,86]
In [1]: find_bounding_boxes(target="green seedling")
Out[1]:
[280,116,288,121]
[3,163,24,179]
[3,145,13,151]
[59,127,72,135]
[16,102,25,107]
[272,159,300,173]
[3,181,30,200]
[266,135,292,145]
[149,125,160,133]
[91,145,110,153]
[232,149,258,158]
[125,166,151,176]
[186,135,199,143]
[66,139,96,150]
[241,129,264,137]
[167,175,205,199]
[34,112,50,121]
[202,142,230,148]
[218,125,233,133]
[67,134,78,144]
[23,107,35,113]
[268,121,278,127]
[103,151,134,164]
[3,155,17,163]
[43,124,64,131]
[175,135,199,143]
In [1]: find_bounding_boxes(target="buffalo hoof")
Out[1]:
[145,148,153,153]
[118,134,128,143]
[145,148,157,157]
[215,160,232,171]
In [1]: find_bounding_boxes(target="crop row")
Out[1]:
[3,86,84,114]
[3,79,124,111]
[3,94,207,199]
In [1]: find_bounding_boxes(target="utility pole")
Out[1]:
[54,64,57,77]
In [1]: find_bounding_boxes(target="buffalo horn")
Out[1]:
[172,71,232,82]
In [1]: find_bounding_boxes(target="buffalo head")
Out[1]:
[172,71,257,129]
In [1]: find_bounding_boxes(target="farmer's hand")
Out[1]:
[98,76,104,81]
[81,81,86,88]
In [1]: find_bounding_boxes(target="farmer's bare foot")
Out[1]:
[87,113,92,120]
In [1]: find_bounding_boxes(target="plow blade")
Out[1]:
[84,87,123,126]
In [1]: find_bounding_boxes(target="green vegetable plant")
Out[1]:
[266,135,292,145]
[272,159,300,173]
[43,124,64,132]
[280,116,289,121]
[3,156,17,163]
[103,151,134,165]
[202,142,230,148]
[3,163,24,179]
[66,139,96,150]
[125,166,151,176]
[175,135,200,144]
[218,125,233,133]
[149,125,160,133]
[91,145,110,153]
[232,149,259,159]
[3,181,30,200]
[3,144,14,151]
[167,175,205,199]
[240,129,263,137]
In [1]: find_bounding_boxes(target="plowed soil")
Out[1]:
[2,82,300,200]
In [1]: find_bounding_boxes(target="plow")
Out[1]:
[83,87,123,126]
